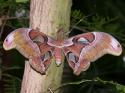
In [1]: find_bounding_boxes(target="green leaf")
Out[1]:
[2,74,21,93]
[16,0,28,3]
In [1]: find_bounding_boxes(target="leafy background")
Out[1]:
[0,0,125,93]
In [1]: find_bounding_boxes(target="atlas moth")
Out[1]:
[3,28,122,75]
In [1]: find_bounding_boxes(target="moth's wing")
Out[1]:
[29,30,55,70]
[74,60,90,75]
[63,32,95,75]
[29,57,46,75]
[29,52,52,75]
[64,31,123,75]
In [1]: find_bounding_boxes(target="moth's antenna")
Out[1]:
[56,28,64,40]
[70,26,88,32]
[66,13,94,35]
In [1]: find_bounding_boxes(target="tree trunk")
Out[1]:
[20,0,72,93]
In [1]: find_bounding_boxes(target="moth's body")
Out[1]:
[3,28,122,75]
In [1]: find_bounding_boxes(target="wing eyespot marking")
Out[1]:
[77,37,89,45]
[67,52,78,63]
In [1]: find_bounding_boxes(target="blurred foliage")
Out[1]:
[0,0,125,93]
[58,78,125,93]
[2,68,21,93]
[0,0,29,93]
[71,10,125,49]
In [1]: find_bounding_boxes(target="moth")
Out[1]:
[3,28,122,75]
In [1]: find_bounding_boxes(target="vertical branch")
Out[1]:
[30,0,71,36]
[21,0,72,93]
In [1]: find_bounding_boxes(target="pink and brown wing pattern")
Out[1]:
[63,32,122,75]
[3,28,46,74]
[3,28,55,74]
[63,32,95,75]
[28,29,55,71]
[3,28,122,75]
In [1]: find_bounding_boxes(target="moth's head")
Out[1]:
[3,31,16,50]
[109,37,122,56]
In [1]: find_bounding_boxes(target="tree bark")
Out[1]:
[20,0,72,93]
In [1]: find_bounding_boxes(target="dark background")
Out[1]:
[0,0,125,93]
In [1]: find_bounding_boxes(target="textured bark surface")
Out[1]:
[21,0,72,93]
